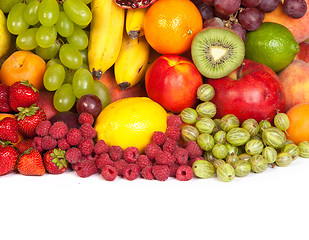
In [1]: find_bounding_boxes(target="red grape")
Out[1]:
[282,0,307,19]
[202,0,215,6]
[214,0,241,16]
[203,17,225,28]
[257,0,280,13]
[50,111,80,130]
[196,2,215,22]
[238,7,263,31]
[241,0,261,8]
[231,23,247,42]
[76,94,103,118]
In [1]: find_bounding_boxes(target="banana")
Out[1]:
[114,32,150,90]
[125,7,148,39]
[88,0,125,79]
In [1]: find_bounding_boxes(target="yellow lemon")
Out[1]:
[94,97,167,152]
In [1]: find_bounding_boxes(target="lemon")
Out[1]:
[0,9,11,58]
[94,97,167,152]
[245,22,299,72]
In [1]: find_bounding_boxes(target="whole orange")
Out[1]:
[144,0,203,55]
[286,103,309,144]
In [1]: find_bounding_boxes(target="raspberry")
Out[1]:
[155,151,175,166]
[101,165,117,181]
[173,147,189,165]
[49,121,68,139]
[65,147,82,164]
[41,135,57,150]
[78,138,94,156]
[78,112,94,125]
[165,126,181,141]
[72,156,98,178]
[114,159,128,176]
[95,153,114,169]
[144,143,161,161]
[35,120,51,137]
[80,123,97,139]
[123,164,140,181]
[57,138,71,150]
[152,165,170,181]
[185,141,203,159]
[167,114,182,127]
[141,166,154,180]
[188,157,204,167]
[123,146,140,163]
[109,145,123,161]
[169,163,180,177]
[162,138,177,154]
[32,137,43,152]
[94,140,109,155]
[176,165,193,181]
[152,131,167,146]
[136,155,152,169]
[66,128,82,146]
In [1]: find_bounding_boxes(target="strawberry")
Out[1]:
[0,143,19,176]
[0,117,19,143]
[16,104,47,138]
[9,80,40,112]
[15,138,34,154]
[17,148,45,176]
[43,148,68,174]
[0,84,12,113]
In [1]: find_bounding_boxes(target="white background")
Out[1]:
[1,156,308,240]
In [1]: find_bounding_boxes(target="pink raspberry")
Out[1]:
[162,138,178,154]
[101,165,117,181]
[165,126,181,141]
[95,153,114,169]
[35,120,51,137]
[173,147,189,165]
[152,165,170,181]
[176,165,193,181]
[123,164,140,181]
[114,159,128,176]
[80,123,97,139]
[72,156,98,178]
[136,155,152,169]
[141,166,154,180]
[152,131,167,146]
[78,138,94,156]
[169,163,180,177]
[41,135,57,150]
[65,147,82,164]
[188,157,204,167]
[155,151,175,166]
[49,121,68,139]
[57,138,71,150]
[109,145,123,161]
[123,146,140,163]
[94,140,109,155]
[66,128,82,146]
[144,143,161,161]
[78,112,94,125]
[167,114,182,127]
[185,141,203,159]
[32,137,43,152]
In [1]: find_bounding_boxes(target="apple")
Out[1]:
[295,41,309,64]
[207,59,286,123]
[145,54,203,113]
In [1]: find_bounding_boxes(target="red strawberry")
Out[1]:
[0,144,19,176]
[16,104,47,138]
[17,148,45,176]
[0,117,19,143]
[0,84,12,113]
[43,148,68,174]
[15,138,34,154]
[9,80,40,112]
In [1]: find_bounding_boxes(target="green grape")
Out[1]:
[36,25,57,48]
[53,83,76,112]
[35,40,60,60]
[24,0,39,25]
[65,69,75,84]
[38,0,59,26]
[72,68,94,98]
[25,0,36,3]
[43,63,66,91]
[46,58,62,68]
[80,0,91,4]
[63,0,92,26]
[59,43,83,69]
[79,48,88,64]
[55,11,74,37]
[0,0,22,13]
[93,80,111,109]
[66,27,88,50]
[7,3,29,35]
[16,27,38,50]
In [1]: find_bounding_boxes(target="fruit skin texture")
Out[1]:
[207,59,286,123]
[37,89,59,120]
[295,42,309,64]
[0,116,19,143]
[0,9,11,58]
[278,59,309,111]
[17,148,46,176]
[145,54,203,114]
[0,51,46,90]
[94,97,167,153]
[0,145,19,176]
[286,103,309,144]
[0,83,12,112]
[0,113,23,144]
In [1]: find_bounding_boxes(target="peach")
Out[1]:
[295,41,309,63]
[38,90,58,120]
[263,0,309,43]
[278,59,309,111]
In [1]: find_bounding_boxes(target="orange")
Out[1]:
[286,103,309,144]
[144,0,203,55]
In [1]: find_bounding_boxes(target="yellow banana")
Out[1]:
[88,0,125,79]
[114,33,150,90]
[125,7,148,39]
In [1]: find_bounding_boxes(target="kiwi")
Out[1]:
[191,27,245,79]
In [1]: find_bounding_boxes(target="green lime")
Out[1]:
[245,22,299,72]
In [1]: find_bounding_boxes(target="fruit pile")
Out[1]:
[1,0,309,182]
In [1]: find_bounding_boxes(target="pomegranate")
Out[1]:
[114,0,157,9]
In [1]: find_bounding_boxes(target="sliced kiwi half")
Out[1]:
[191,27,245,79]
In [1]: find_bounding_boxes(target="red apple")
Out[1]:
[207,59,286,123]
[145,54,203,113]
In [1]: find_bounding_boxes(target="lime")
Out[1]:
[245,22,299,72]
